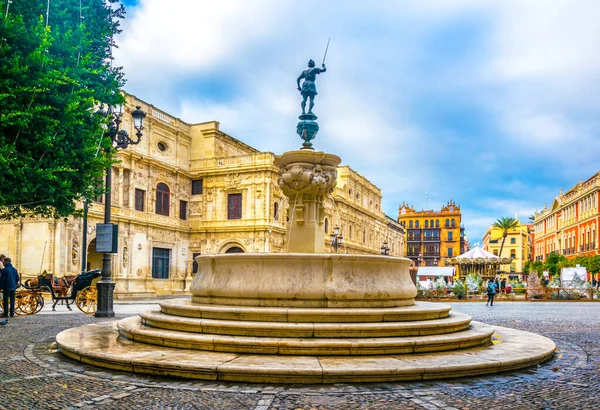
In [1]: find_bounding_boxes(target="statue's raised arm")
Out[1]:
[297,59,326,115]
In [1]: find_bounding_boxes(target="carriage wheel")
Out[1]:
[33,294,44,314]
[15,292,38,315]
[76,285,97,314]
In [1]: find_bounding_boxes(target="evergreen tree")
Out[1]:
[0,0,125,219]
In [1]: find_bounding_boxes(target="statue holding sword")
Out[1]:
[297,39,329,115]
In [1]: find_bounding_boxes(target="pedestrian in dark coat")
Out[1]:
[1,258,20,318]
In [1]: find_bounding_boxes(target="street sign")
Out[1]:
[96,224,118,253]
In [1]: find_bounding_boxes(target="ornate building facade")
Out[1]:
[0,93,404,297]
[532,171,600,262]
[398,200,465,267]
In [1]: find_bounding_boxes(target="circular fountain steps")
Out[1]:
[121,315,488,355]
[139,310,471,338]
[159,299,451,323]
[57,321,556,383]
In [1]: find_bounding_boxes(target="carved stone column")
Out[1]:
[275,150,341,253]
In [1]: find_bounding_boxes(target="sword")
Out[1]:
[322,38,330,66]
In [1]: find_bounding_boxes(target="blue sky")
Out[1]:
[114,0,600,243]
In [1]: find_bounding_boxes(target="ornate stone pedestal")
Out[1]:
[274,150,340,253]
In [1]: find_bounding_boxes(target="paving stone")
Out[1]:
[0,302,599,409]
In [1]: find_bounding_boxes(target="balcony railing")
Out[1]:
[423,252,440,257]
[407,237,421,242]
[580,243,596,252]
[423,237,440,242]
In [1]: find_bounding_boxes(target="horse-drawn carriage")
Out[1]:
[0,270,102,316]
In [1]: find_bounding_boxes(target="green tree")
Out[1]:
[0,0,125,219]
[492,217,520,259]
[532,260,544,278]
[544,252,567,278]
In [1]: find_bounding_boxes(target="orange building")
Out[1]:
[533,171,600,262]
[398,200,465,267]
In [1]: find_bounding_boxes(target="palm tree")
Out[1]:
[492,217,520,259]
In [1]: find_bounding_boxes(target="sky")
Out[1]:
[115,0,600,243]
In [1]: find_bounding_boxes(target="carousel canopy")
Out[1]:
[456,246,498,260]
[445,246,511,266]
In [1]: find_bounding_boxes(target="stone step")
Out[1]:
[118,316,492,356]
[140,310,471,338]
[160,299,451,323]
[59,320,555,383]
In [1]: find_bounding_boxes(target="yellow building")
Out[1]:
[398,200,464,267]
[0,93,404,297]
[482,221,531,275]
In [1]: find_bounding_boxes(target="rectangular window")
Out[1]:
[192,252,201,274]
[448,231,453,241]
[152,248,170,279]
[192,179,203,195]
[135,189,145,211]
[228,193,242,220]
[510,237,516,244]
[447,248,453,257]
[180,200,188,220]
[510,250,516,258]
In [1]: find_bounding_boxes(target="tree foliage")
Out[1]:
[0,0,125,219]
[544,252,567,278]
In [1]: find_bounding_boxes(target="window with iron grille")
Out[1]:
[192,179,203,195]
[228,193,242,220]
[135,189,145,211]
[152,248,170,279]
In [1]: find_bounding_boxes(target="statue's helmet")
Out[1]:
[308,59,315,67]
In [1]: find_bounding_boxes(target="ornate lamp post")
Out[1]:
[330,226,344,253]
[380,240,390,255]
[94,104,146,318]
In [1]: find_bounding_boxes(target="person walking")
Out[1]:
[486,279,496,306]
[1,258,20,318]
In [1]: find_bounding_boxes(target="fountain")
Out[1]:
[56,59,555,383]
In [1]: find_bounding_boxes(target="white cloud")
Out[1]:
[114,0,600,242]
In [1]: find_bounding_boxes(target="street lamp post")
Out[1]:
[330,226,344,253]
[380,240,390,255]
[94,104,146,318]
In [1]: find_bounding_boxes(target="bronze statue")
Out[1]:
[297,59,326,115]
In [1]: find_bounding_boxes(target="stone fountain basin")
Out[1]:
[190,253,416,308]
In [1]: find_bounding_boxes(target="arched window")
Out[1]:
[409,221,413,228]
[155,183,170,216]
[436,220,439,228]
[225,246,244,253]
[425,220,429,228]
[324,218,329,233]
[415,220,420,228]
[445,219,449,228]
[451,219,456,227]
[273,202,279,220]
[430,219,434,227]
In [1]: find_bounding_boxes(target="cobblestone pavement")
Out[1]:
[0,301,598,409]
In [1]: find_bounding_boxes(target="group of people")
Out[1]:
[0,254,20,325]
